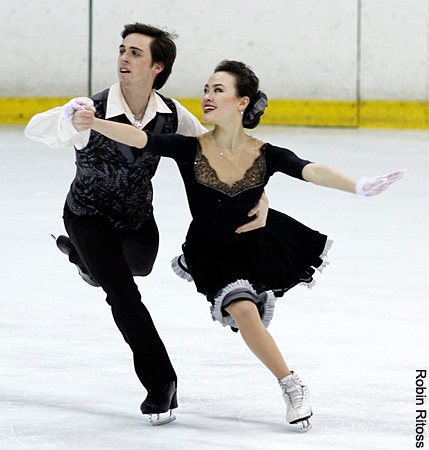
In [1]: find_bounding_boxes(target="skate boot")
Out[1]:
[279,372,312,432]
[140,381,178,426]
[50,234,100,287]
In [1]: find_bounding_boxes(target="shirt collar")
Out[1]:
[105,82,172,128]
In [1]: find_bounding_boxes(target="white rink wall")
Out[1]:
[1,0,428,100]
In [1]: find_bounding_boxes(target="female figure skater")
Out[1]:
[77,60,404,431]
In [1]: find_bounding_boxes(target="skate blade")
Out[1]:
[297,419,312,432]
[147,410,176,426]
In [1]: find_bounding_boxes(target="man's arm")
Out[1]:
[235,192,269,234]
[24,98,93,149]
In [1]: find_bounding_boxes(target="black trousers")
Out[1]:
[63,203,177,389]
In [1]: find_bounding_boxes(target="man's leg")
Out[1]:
[63,207,177,389]
[119,213,159,277]
[52,233,100,287]
[57,208,160,282]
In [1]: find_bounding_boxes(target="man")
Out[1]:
[25,23,268,425]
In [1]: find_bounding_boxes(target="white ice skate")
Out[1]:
[279,372,312,432]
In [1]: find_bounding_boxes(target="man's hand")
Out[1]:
[235,191,269,234]
[71,105,96,132]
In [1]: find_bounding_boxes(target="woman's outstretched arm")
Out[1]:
[302,163,405,196]
[92,117,148,148]
[302,163,357,193]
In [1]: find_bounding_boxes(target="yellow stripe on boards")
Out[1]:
[260,100,358,127]
[1,97,428,129]
[176,99,429,129]
[0,98,72,124]
[177,99,358,127]
[359,100,428,129]
[174,98,204,123]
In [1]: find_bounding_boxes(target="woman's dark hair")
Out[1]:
[214,60,267,129]
[121,23,177,90]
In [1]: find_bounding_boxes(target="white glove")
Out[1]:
[355,169,406,197]
[63,97,94,121]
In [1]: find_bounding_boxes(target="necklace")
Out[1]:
[132,112,145,127]
[120,91,147,127]
[208,136,248,158]
[205,133,246,156]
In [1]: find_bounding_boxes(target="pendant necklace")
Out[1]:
[132,113,145,128]
[120,92,146,127]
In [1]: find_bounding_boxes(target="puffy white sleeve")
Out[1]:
[24,98,93,150]
[172,99,208,136]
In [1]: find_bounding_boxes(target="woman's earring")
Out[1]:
[240,111,244,115]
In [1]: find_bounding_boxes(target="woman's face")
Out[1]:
[201,71,248,125]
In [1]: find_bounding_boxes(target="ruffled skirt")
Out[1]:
[172,208,332,331]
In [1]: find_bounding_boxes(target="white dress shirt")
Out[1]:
[24,82,207,150]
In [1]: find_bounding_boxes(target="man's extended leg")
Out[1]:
[55,206,161,285]
[51,233,100,287]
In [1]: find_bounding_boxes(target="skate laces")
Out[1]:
[280,374,308,410]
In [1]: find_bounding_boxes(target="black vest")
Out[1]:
[66,88,178,229]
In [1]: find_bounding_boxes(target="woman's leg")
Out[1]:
[226,299,312,430]
[225,300,291,380]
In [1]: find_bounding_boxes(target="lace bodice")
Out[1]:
[194,136,266,196]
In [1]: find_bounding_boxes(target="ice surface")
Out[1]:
[1,125,427,449]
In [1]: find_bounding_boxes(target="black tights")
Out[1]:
[63,204,176,389]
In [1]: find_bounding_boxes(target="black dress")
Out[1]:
[145,132,332,330]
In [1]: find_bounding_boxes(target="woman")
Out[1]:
[81,60,404,431]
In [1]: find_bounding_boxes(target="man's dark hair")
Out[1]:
[121,23,177,90]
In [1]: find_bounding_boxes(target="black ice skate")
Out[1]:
[140,381,178,426]
[50,234,100,287]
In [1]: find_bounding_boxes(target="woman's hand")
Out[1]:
[355,170,406,197]
[236,191,269,233]
[63,98,94,121]
[71,105,96,132]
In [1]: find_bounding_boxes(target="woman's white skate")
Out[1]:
[279,372,313,432]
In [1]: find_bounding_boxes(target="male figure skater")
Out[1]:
[25,23,268,425]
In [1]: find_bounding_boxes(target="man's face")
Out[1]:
[117,33,162,88]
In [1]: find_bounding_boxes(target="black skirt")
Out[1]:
[180,208,331,322]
